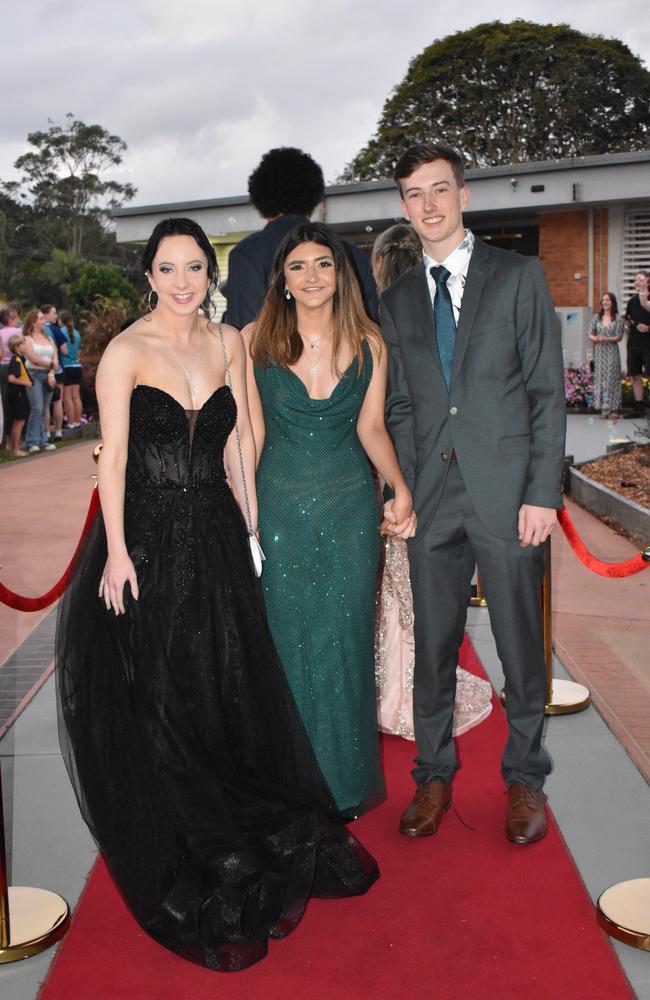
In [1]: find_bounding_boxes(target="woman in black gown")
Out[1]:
[56,218,378,973]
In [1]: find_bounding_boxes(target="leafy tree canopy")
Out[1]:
[342,20,650,181]
[66,261,141,318]
[0,115,140,309]
[5,113,136,255]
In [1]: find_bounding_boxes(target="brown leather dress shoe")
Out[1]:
[399,779,451,837]
[506,781,547,845]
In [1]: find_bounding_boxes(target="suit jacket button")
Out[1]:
[449,406,458,415]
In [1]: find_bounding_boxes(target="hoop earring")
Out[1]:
[147,289,158,312]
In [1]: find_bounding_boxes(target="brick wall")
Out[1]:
[539,209,608,311]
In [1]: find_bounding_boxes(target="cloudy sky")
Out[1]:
[5,0,649,209]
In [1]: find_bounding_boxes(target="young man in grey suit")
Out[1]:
[381,144,566,844]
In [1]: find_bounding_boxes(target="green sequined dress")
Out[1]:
[255,342,385,815]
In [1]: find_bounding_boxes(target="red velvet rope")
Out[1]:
[0,487,101,611]
[1,491,646,610]
[557,506,650,578]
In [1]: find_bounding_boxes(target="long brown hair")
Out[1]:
[22,309,43,339]
[250,222,381,377]
[372,222,421,293]
[598,292,618,320]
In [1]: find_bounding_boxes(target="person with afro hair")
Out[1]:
[225,147,377,328]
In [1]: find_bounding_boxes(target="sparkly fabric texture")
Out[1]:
[375,537,493,739]
[255,343,385,815]
[57,385,378,973]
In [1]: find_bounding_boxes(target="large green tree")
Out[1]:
[6,113,136,256]
[342,20,650,180]
[0,115,140,307]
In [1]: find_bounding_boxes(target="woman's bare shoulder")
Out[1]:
[99,318,155,371]
[206,320,245,359]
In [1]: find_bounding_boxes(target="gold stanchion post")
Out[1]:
[0,740,70,963]
[494,537,590,714]
[541,537,590,715]
[596,879,650,950]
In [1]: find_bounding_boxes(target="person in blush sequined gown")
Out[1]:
[56,218,379,974]
[243,221,416,817]
[371,223,492,741]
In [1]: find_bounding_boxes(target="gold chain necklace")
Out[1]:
[152,312,202,399]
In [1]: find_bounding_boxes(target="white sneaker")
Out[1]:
[28,445,40,453]
[54,432,63,440]
[43,443,56,451]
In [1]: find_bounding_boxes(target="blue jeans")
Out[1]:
[25,371,54,448]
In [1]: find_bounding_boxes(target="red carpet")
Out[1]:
[39,638,633,999]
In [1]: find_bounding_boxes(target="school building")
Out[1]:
[114,150,650,367]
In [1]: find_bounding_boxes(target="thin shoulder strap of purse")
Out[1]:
[217,324,254,534]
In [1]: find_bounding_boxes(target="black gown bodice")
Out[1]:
[126,384,235,498]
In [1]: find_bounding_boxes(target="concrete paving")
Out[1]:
[1,417,649,998]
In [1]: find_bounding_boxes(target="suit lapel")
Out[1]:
[450,239,491,384]
[408,263,442,374]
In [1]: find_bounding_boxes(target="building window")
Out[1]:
[621,209,650,301]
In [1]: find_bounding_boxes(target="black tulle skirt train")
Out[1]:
[56,385,378,972]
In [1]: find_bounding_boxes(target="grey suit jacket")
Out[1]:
[380,239,566,540]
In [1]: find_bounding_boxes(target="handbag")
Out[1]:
[218,325,266,577]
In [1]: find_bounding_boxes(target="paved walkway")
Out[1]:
[0,442,97,736]
[553,497,650,783]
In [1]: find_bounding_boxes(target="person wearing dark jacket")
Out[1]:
[225,147,377,327]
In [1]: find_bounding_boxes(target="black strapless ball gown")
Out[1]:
[56,385,378,972]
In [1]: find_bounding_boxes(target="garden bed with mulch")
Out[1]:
[580,445,650,511]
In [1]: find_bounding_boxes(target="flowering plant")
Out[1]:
[564,364,594,408]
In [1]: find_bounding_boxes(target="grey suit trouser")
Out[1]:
[408,462,552,790]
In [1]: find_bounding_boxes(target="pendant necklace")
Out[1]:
[300,331,332,375]
[152,312,202,399]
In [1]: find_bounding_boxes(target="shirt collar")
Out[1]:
[423,229,474,277]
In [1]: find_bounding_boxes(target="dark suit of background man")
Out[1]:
[624,269,650,416]
[380,144,566,845]
[225,146,378,327]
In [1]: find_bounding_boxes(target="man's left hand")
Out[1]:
[518,504,557,547]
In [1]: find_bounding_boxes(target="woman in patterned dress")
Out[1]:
[372,223,493,740]
[588,292,624,419]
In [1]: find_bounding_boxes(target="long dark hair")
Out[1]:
[599,291,618,320]
[142,218,219,313]
[59,310,78,341]
[250,222,381,376]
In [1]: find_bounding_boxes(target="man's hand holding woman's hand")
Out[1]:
[381,489,417,540]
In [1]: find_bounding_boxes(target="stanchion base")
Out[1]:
[499,678,590,716]
[0,887,69,964]
[597,878,650,951]
[545,678,590,715]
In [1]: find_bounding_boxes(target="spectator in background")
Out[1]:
[624,270,650,416]
[23,309,58,452]
[1,306,22,447]
[42,304,65,440]
[588,292,624,420]
[6,333,32,457]
[59,310,83,428]
[226,147,377,328]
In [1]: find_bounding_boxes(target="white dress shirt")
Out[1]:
[423,229,475,324]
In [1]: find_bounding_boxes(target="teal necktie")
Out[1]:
[430,265,456,388]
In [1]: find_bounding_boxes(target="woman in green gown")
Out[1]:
[243,222,415,816]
